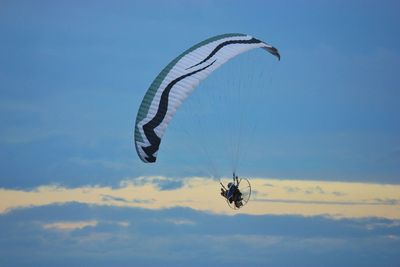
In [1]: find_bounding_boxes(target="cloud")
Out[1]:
[42,220,98,231]
[253,198,393,206]
[374,198,400,205]
[121,176,184,191]
[1,203,400,267]
[165,218,196,226]
[100,194,155,204]
[1,176,400,219]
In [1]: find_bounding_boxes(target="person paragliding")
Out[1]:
[134,33,279,209]
[220,173,244,208]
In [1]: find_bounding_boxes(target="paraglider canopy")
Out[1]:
[134,33,280,163]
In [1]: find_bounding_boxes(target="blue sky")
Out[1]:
[1,0,400,266]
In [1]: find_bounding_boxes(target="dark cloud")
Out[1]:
[284,186,301,193]
[152,178,184,191]
[101,194,155,204]
[305,186,325,195]
[1,203,400,267]
[332,191,347,196]
[253,198,399,206]
[373,198,400,205]
[282,185,347,197]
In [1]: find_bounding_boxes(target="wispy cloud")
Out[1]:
[165,218,196,225]
[42,220,98,231]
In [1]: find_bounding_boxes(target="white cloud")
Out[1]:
[42,220,98,231]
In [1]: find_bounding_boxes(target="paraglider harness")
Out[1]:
[220,173,244,209]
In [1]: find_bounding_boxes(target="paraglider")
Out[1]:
[134,33,280,209]
[220,172,251,209]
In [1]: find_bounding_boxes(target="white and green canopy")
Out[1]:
[134,33,280,163]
